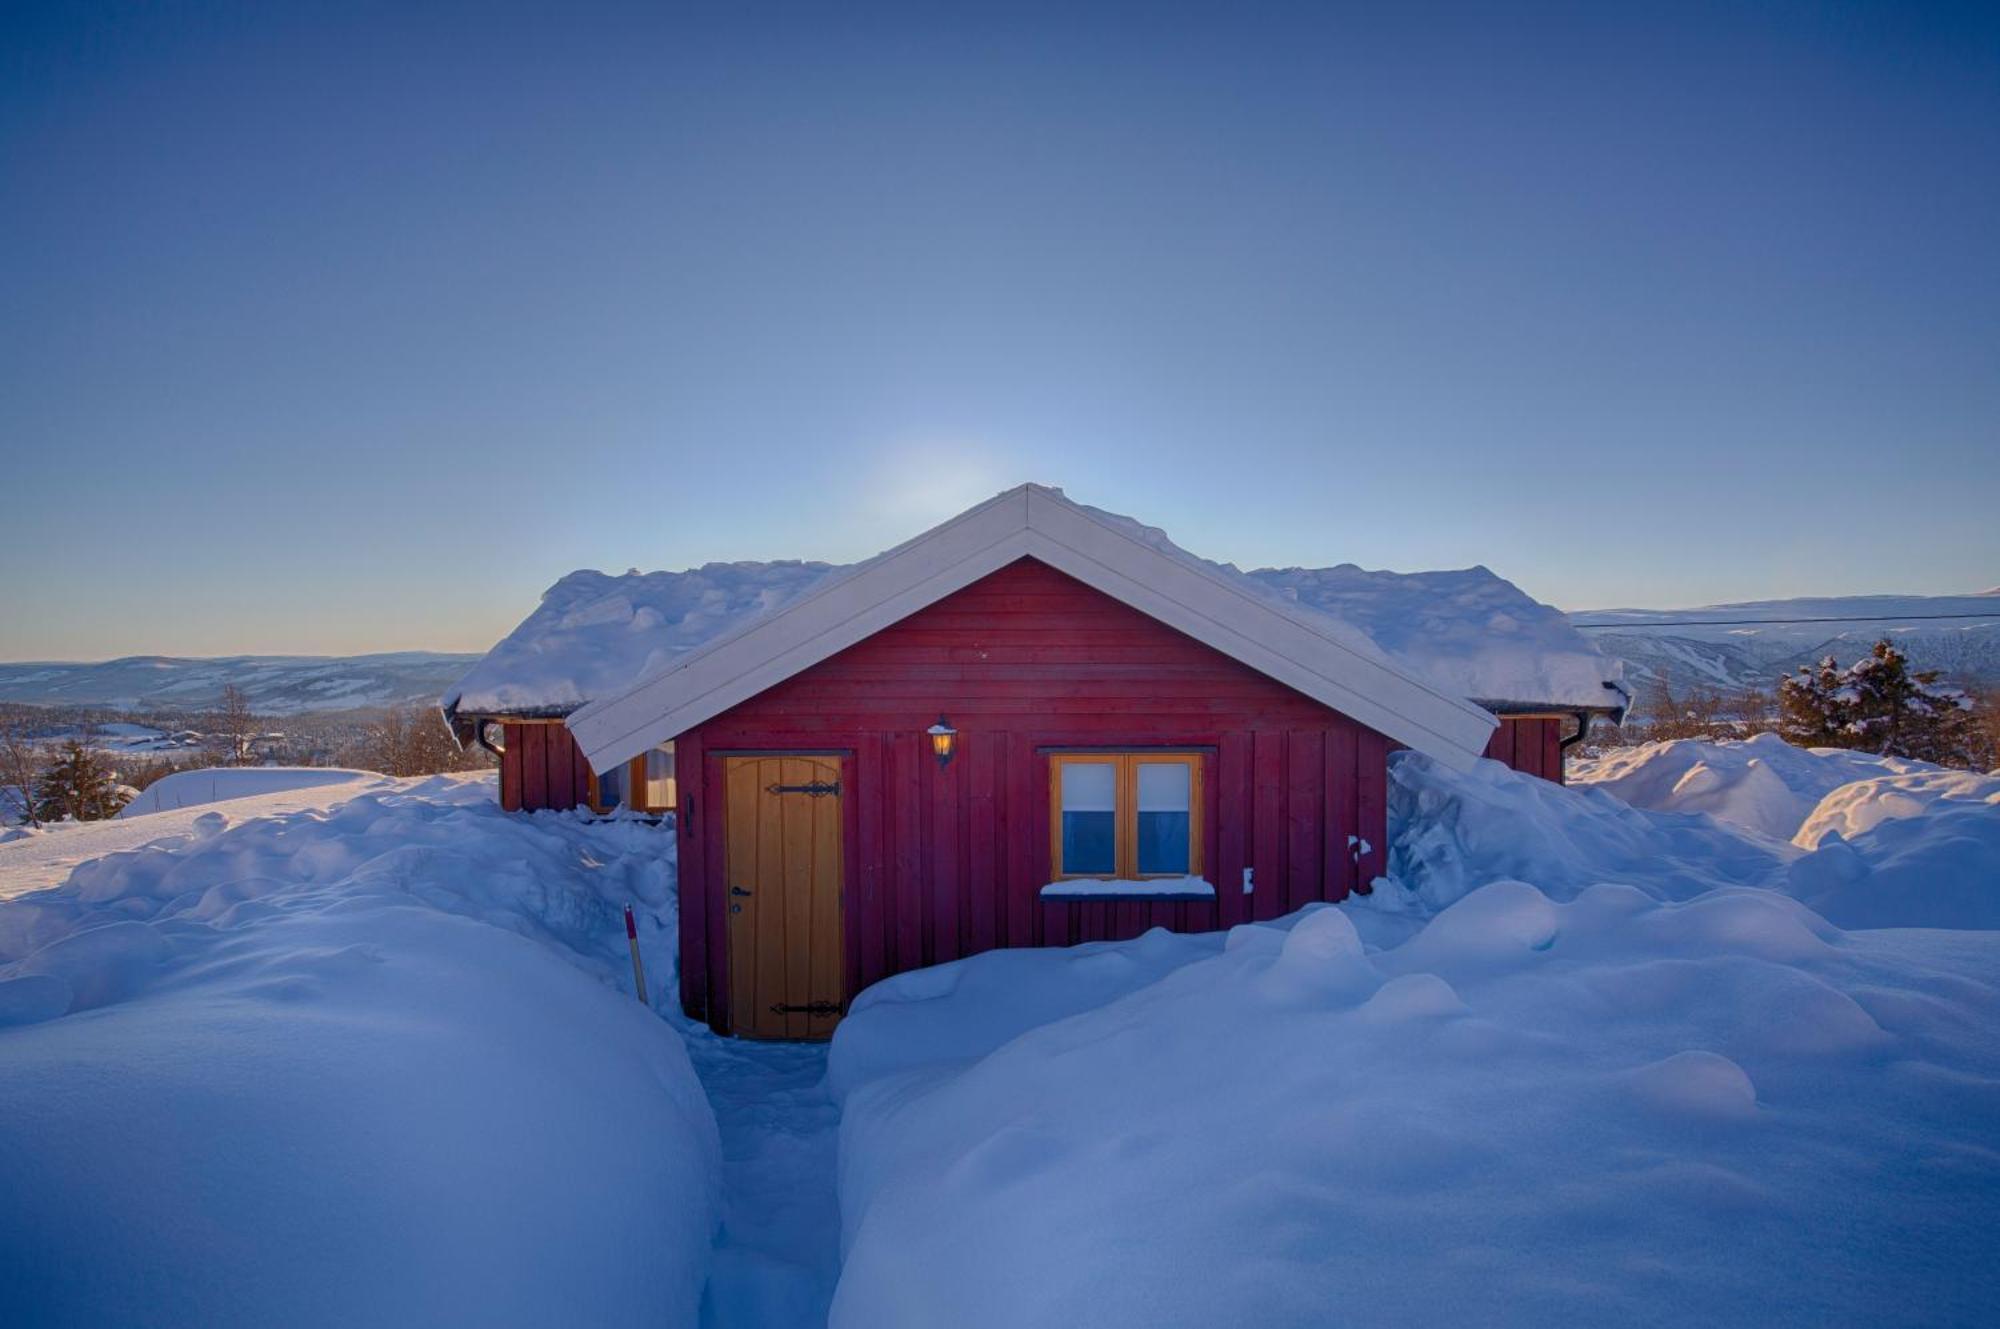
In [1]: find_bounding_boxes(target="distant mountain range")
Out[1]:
[1577,591,2000,694]
[0,653,480,714]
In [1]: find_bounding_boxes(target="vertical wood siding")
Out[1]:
[498,722,593,811]
[677,557,1396,1034]
[1482,717,1568,784]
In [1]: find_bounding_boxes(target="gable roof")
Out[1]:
[563,485,1501,773]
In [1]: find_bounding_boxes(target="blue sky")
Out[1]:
[3,1,1996,659]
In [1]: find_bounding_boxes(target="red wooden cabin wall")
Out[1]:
[497,721,593,812]
[1482,717,1567,783]
[674,557,1396,1032]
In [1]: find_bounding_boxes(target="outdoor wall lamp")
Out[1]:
[927,717,957,768]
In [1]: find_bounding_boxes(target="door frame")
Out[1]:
[712,747,856,1039]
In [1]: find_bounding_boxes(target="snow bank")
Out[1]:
[829,887,2000,1327]
[1566,737,2000,929]
[1376,751,1799,915]
[0,787,719,1327]
[1571,732,1939,841]
[1785,772,2000,931]
[117,764,388,817]
[449,489,1619,717]
[1794,768,2000,847]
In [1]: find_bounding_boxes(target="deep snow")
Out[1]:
[1564,736,2000,930]
[0,771,414,900]
[827,749,2000,1326]
[0,781,719,1327]
[118,764,389,817]
[4,737,1996,1327]
[1570,732,1944,842]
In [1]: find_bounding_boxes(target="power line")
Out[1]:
[1572,611,2000,630]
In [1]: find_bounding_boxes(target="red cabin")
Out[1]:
[447,486,1625,1038]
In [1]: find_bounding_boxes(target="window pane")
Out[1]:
[1137,762,1191,874]
[645,747,676,808]
[598,764,625,807]
[1060,761,1117,874]
[1136,762,1189,811]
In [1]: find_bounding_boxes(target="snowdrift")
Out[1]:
[829,748,2000,1326]
[1569,732,1938,842]
[117,765,389,817]
[1565,737,2000,930]
[830,891,2000,1328]
[0,787,719,1327]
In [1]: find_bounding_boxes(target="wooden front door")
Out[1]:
[723,754,846,1039]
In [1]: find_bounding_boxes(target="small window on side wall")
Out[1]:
[592,761,628,812]
[592,744,676,815]
[643,745,675,811]
[1050,752,1203,879]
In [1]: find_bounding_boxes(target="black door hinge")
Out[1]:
[769,1000,841,1017]
[766,781,841,798]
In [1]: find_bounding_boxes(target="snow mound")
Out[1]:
[1569,732,1939,842]
[1376,750,1799,915]
[1388,748,2000,931]
[1794,769,2000,848]
[118,765,389,817]
[828,883,2000,1327]
[1787,793,2000,930]
[445,561,837,716]
[0,787,719,1326]
[449,489,1620,717]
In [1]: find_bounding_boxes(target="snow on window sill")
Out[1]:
[1039,876,1216,900]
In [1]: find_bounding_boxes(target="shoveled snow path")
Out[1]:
[689,1034,842,1329]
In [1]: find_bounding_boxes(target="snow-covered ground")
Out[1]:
[1568,735,2000,930]
[1570,732,1939,842]
[827,745,2000,1326]
[4,737,1996,1325]
[0,778,718,1326]
[117,764,387,818]
[0,772,402,900]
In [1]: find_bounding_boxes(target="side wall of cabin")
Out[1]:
[673,557,1394,1033]
[1483,716,1567,783]
[497,721,594,812]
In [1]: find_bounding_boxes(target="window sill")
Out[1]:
[1040,876,1215,901]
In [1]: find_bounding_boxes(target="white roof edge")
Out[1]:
[567,484,1496,773]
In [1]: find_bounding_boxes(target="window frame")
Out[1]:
[1048,750,1205,880]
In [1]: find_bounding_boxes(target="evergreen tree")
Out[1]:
[31,739,131,822]
[1778,640,1978,766]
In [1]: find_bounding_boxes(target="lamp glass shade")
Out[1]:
[926,718,956,765]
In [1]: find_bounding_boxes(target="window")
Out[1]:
[591,743,676,815]
[1050,752,1203,879]
[592,761,628,812]
[642,745,676,811]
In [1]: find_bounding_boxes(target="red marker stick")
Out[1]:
[624,904,649,1007]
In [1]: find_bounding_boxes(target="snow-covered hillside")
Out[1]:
[0,652,480,713]
[1580,590,2000,690]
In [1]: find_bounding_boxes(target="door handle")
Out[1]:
[731,886,752,897]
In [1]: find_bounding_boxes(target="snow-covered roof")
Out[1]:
[447,485,1623,763]
[1245,565,1621,712]
[444,562,836,718]
[563,486,1499,772]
